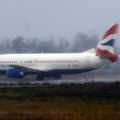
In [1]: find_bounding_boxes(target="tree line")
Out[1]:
[0,32,98,53]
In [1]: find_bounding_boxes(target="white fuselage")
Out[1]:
[0,53,110,71]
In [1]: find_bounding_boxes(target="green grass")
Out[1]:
[0,82,119,119]
[0,82,120,101]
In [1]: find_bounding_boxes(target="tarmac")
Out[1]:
[0,70,119,87]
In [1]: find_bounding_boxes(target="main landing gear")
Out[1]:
[36,74,61,81]
[54,75,61,80]
[36,75,44,81]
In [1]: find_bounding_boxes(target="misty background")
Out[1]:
[0,32,98,53]
[0,31,119,75]
[0,0,119,82]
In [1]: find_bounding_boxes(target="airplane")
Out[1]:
[0,22,119,80]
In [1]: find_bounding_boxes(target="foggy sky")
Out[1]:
[0,0,119,40]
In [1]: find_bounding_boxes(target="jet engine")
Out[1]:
[6,68,25,78]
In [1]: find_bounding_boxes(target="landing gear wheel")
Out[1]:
[36,75,44,81]
[54,75,61,80]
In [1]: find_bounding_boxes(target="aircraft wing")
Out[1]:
[9,65,50,73]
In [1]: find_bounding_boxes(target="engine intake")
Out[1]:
[6,68,25,78]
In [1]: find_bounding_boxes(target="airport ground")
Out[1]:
[0,82,119,120]
[0,70,119,120]
[0,70,119,85]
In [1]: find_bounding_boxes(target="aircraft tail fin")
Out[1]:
[96,22,119,62]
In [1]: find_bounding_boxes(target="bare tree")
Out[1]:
[12,36,26,53]
[71,32,98,52]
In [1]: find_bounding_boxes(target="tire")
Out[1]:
[36,75,44,81]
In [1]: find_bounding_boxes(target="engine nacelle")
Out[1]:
[6,68,25,78]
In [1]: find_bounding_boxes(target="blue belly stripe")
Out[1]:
[0,68,96,76]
